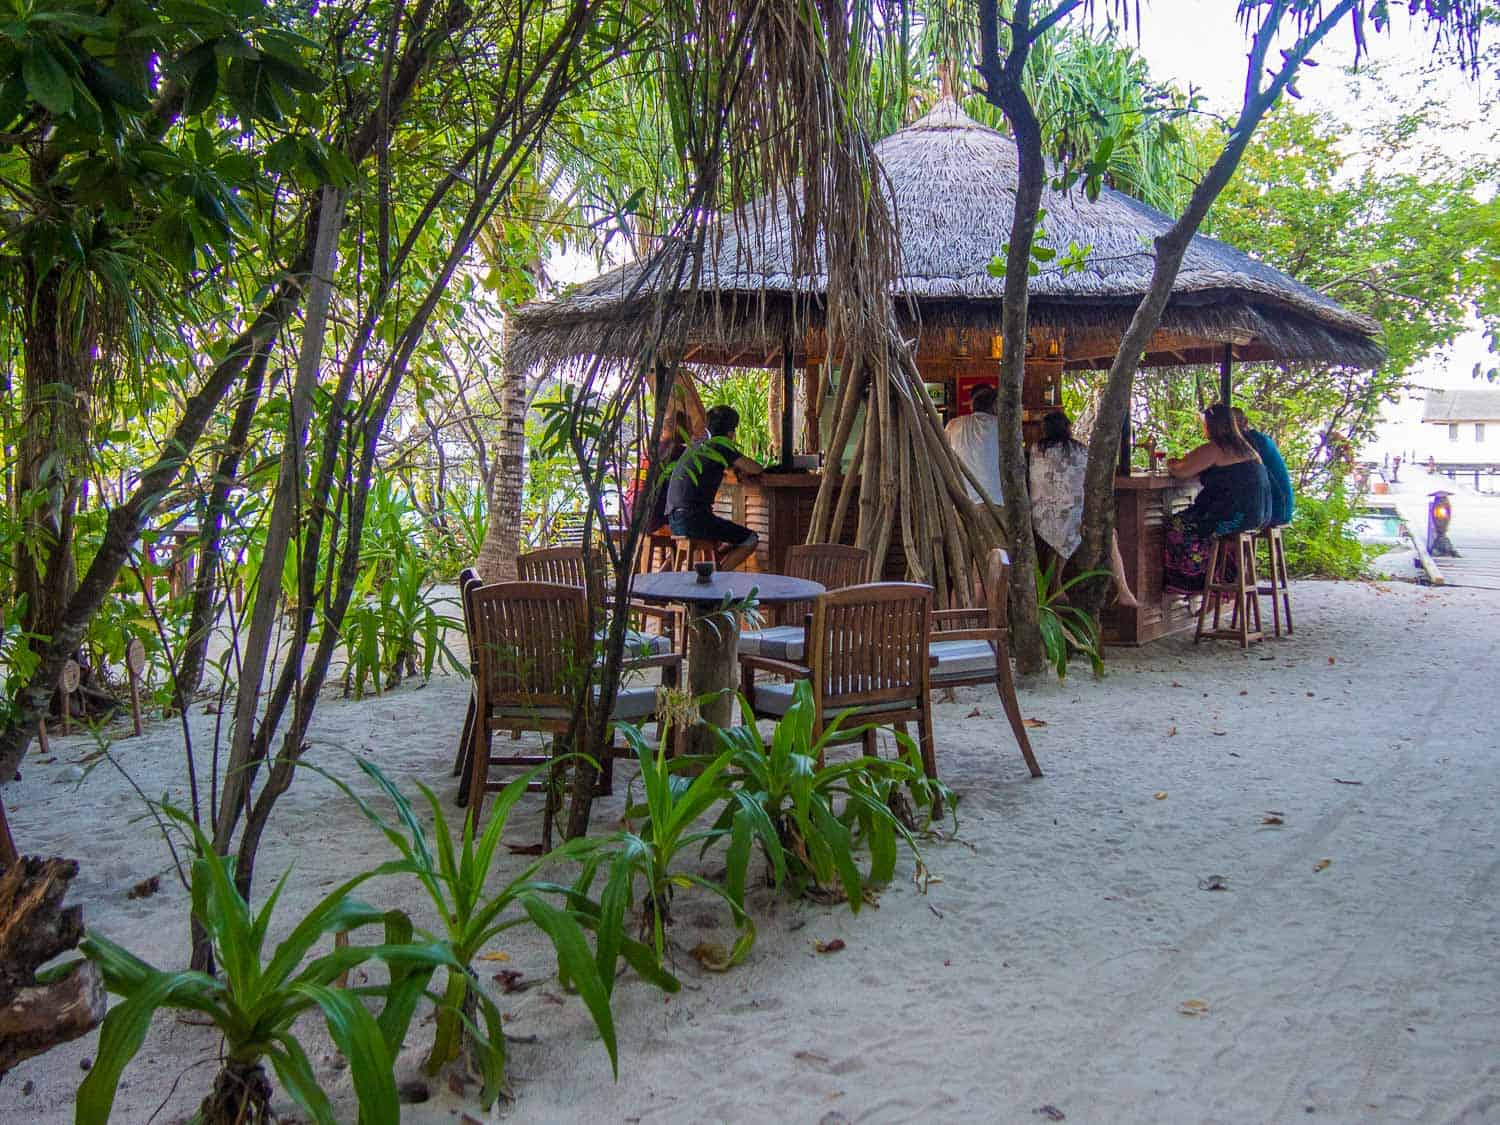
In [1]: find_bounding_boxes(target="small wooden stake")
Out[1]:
[59,661,80,736]
[125,639,146,737]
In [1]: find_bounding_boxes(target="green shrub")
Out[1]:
[1282,480,1379,579]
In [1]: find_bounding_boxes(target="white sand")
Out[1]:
[5,578,1499,1123]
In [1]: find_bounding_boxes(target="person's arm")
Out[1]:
[1167,442,1217,479]
[733,454,764,477]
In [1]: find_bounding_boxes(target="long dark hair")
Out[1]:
[1037,410,1084,454]
[1203,403,1256,459]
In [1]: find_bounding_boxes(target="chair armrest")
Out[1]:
[933,608,988,630]
[627,600,682,625]
[738,654,810,680]
[931,627,1006,645]
[619,653,684,673]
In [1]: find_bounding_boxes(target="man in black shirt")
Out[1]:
[666,404,764,570]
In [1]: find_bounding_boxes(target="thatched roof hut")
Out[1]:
[511,97,1383,373]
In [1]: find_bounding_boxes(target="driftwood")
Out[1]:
[0,857,107,1078]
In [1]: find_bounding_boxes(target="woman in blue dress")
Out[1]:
[1162,403,1270,593]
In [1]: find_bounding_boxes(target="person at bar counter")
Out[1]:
[666,403,764,571]
[945,383,1004,507]
[627,409,689,534]
[1028,410,1139,607]
[1231,406,1294,527]
[1162,403,1270,593]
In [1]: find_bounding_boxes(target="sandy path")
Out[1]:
[3,579,1498,1123]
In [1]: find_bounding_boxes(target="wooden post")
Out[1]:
[0,795,17,869]
[780,345,796,468]
[1219,344,1233,405]
[1118,412,1133,477]
[126,638,146,737]
[59,661,80,737]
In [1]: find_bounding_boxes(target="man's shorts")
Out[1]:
[667,508,756,546]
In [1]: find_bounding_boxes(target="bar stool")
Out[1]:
[639,530,676,573]
[1255,524,1294,637]
[672,538,717,570]
[1195,531,1262,648]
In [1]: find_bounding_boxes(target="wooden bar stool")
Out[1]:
[1255,524,1294,637]
[1195,531,1262,648]
[640,530,676,573]
[672,537,716,570]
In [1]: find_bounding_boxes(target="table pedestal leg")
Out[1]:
[686,605,738,756]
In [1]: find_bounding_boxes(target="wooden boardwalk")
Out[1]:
[1432,548,1500,590]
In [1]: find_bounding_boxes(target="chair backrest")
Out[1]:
[517,546,605,608]
[457,567,481,668]
[807,582,932,713]
[779,543,871,626]
[981,547,1011,633]
[467,581,590,710]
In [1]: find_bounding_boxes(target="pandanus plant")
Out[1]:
[77,806,457,1125]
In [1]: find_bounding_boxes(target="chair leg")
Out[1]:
[862,727,879,758]
[453,694,475,779]
[995,659,1042,778]
[465,722,491,831]
[918,699,941,819]
[1276,533,1294,635]
[1194,538,1223,643]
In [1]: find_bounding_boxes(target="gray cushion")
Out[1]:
[752,682,914,718]
[737,624,806,662]
[495,685,660,723]
[929,639,999,679]
[595,628,672,657]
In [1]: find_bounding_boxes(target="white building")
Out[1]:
[1421,388,1500,463]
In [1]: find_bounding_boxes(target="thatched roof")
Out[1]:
[512,97,1384,372]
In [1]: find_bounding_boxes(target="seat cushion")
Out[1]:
[595,628,672,657]
[737,624,806,662]
[752,682,914,719]
[929,638,998,679]
[494,685,660,723]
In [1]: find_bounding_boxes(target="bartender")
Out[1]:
[666,404,765,571]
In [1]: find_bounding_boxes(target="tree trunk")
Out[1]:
[475,314,531,580]
[177,344,272,704]
[977,0,1054,677]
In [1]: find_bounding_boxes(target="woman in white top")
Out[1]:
[1028,411,1138,607]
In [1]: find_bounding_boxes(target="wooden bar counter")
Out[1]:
[1102,473,1200,646]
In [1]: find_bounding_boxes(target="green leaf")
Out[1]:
[23,41,73,116]
[296,983,399,1125]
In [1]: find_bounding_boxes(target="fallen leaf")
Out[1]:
[1313,859,1332,872]
[477,951,510,963]
[1167,726,1178,736]
[446,1071,468,1096]
[1306,692,1316,698]
[1178,999,1210,1016]
[127,876,161,900]
[1022,717,1048,728]
[1154,791,1168,800]
[794,1050,830,1065]
[690,942,734,972]
[1170,681,1183,687]
[1211,730,1227,736]
[1239,690,1248,696]
[505,842,545,855]
[1261,815,1284,826]
[493,969,526,993]
[1332,778,1363,786]
[1328,656,1336,665]
[539,991,566,1006]
[814,938,847,954]
[966,707,982,718]
[1035,1106,1067,1121]
[1197,874,1230,891]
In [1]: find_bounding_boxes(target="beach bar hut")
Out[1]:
[511,97,1382,642]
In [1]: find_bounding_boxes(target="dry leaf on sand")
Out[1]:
[1313,858,1332,872]
[690,942,734,972]
[814,938,847,954]
[1022,717,1048,728]
[1178,999,1210,1016]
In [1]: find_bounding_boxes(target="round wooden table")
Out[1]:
[632,571,825,753]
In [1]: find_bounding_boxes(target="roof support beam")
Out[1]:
[1219,344,1233,405]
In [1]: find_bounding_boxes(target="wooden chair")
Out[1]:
[1195,531,1263,648]
[640,530,676,573]
[464,581,681,842]
[738,543,870,665]
[929,548,1042,778]
[739,583,938,786]
[1254,525,1294,637]
[517,546,682,661]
